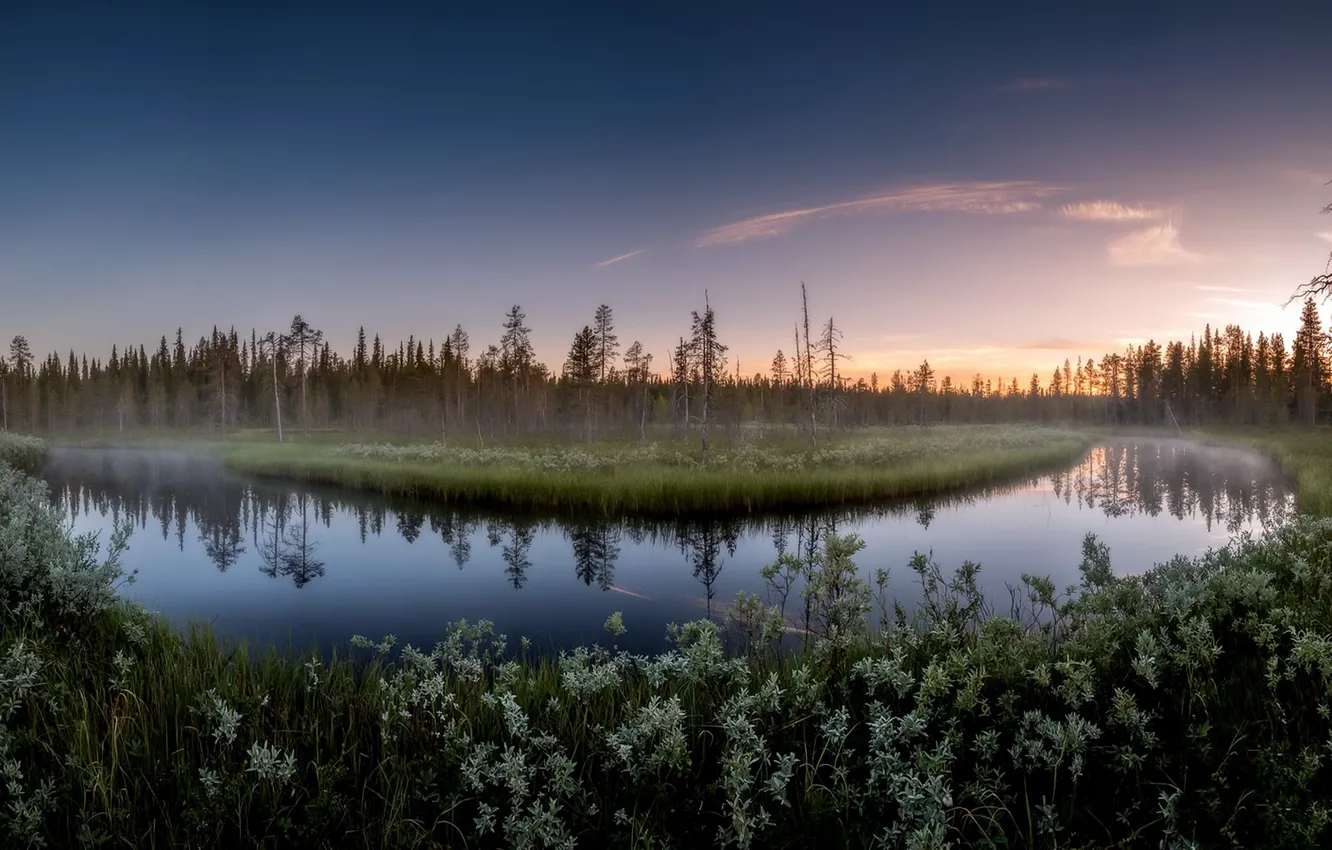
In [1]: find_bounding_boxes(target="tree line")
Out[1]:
[4,293,1332,440]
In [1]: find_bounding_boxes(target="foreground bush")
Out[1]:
[1,464,1330,847]
[0,433,47,472]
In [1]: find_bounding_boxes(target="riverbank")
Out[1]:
[1193,427,1332,515]
[220,425,1096,515]
[0,458,1328,847]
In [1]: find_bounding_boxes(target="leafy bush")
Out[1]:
[0,434,47,472]
[1,463,1330,847]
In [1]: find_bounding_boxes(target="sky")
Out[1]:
[3,0,1331,383]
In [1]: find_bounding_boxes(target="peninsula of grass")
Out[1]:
[221,425,1096,515]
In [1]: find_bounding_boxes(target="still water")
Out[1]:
[41,441,1295,654]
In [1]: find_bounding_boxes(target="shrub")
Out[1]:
[1,463,1329,847]
[0,434,47,473]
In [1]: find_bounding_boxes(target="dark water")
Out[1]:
[41,441,1295,655]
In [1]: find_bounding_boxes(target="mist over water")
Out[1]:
[41,441,1295,655]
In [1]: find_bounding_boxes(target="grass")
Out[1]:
[220,425,1097,515]
[1,456,1331,847]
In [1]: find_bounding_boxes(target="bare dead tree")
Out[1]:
[1288,186,1332,304]
[258,332,285,443]
[800,283,818,444]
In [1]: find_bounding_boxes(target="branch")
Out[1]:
[1287,267,1332,306]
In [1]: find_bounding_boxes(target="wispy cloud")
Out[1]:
[1318,231,1332,245]
[696,181,1061,247]
[1281,167,1331,188]
[1106,224,1204,267]
[1023,337,1086,350]
[594,249,644,268]
[1195,285,1246,293]
[1207,297,1294,327]
[1060,201,1165,222]
[996,77,1071,94]
[854,339,1105,370]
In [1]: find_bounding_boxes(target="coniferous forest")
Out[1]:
[3,293,1332,439]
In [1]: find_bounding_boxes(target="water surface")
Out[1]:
[42,440,1295,654]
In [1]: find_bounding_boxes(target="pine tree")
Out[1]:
[671,337,691,430]
[286,315,323,434]
[1291,298,1327,426]
[771,350,788,386]
[500,305,534,430]
[563,325,598,439]
[593,304,618,384]
[689,293,728,453]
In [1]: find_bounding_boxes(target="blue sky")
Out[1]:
[3,1,1331,380]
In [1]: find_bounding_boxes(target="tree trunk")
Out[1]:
[272,356,284,443]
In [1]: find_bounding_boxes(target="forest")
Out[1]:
[3,290,1332,440]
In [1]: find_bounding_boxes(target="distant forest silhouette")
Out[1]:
[4,291,1332,438]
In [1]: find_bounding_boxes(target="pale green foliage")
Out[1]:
[246,740,297,787]
[725,590,785,652]
[3,461,1332,847]
[199,689,243,747]
[0,434,47,472]
[802,532,872,663]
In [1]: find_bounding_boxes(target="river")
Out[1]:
[40,439,1295,655]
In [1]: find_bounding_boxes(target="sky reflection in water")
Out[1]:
[41,441,1295,655]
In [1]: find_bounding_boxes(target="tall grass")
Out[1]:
[0,433,47,472]
[2,461,1330,847]
[223,425,1095,515]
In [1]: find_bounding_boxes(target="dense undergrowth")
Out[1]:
[222,425,1094,515]
[0,433,47,472]
[3,452,1332,848]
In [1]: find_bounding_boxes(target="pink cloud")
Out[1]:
[1060,201,1166,222]
[594,249,644,268]
[996,77,1071,94]
[696,181,1062,247]
[1106,224,1204,267]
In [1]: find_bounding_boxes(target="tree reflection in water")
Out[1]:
[1049,441,1294,533]
[41,441,1295,597]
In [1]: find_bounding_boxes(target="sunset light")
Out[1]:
[3,3,1332,847]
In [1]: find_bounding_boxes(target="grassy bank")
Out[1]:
[221,425,1095,515]
[1194,427,1332,515]
[2,461,1331,847]
[0,433,48,472]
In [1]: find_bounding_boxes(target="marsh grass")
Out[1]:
[222,425,1095,515]
[2,460,1331,847]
